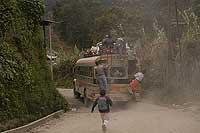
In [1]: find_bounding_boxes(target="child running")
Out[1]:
[91,90,112,130]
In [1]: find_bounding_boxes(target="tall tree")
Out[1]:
[53,0,143,49]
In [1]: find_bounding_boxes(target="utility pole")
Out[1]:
[42,20,55,81]
[166,0,171,90]
[42,0,53,81]
[49,24,53,81]
[175,0,182,62]
[175,0,184,92]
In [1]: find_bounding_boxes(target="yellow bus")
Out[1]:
[73,54,134,106]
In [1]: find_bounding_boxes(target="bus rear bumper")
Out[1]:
[107,94,131,102]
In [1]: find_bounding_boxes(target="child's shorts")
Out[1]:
[100,113,109,122]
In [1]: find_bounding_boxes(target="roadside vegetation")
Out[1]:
[0,0,67,132]
[139,0,200,104]
[53,53,79,88]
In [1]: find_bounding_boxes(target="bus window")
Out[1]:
[98,60,107,65]
[79,66,93,77]
[74,66,80,74]
[79,66,86,76]
[89,67,94,77]
[110,67,126,77]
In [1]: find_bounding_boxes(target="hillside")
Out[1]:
[0,0,67,132]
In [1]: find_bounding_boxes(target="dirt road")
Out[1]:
[29,89,200,133]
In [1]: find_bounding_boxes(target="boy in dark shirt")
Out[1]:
[91,90,112,129]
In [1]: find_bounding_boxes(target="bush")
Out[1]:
[54,54,78,88]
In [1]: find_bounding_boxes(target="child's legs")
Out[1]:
[100,113,109,124]
[102,77,108,90]
[97,78,103,89]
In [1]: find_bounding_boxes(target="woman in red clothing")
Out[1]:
[130,79,140,92]
[130,79,141,101]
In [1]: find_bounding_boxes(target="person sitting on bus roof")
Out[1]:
[90,46,99,56]
[96,42,102,54]
[102,35,114,53]
[95,61,108,90]
[115,37,126,56]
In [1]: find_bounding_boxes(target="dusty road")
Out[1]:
[29,89,200,133]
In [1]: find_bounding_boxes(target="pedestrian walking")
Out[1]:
[129,70,146,101]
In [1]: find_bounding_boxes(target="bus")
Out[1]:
[73,54,136,106]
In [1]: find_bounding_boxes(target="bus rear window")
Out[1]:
[110,67,126,77]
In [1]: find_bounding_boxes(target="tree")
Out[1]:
[53,0,144,49]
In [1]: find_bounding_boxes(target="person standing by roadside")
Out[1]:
[129,70,146,101]
[91,90,113,130]
[95,61,108,90]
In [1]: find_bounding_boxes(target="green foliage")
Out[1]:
[0,0,67,132]
[17,0,44,31]
[0,0,16,36]
[181,9,200,41]
[73,44,80,55]
[53,0,143,49]
[54,53,78,88]
[140,0,200,103]
[192,0,200,17]
[53,0,93,48]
